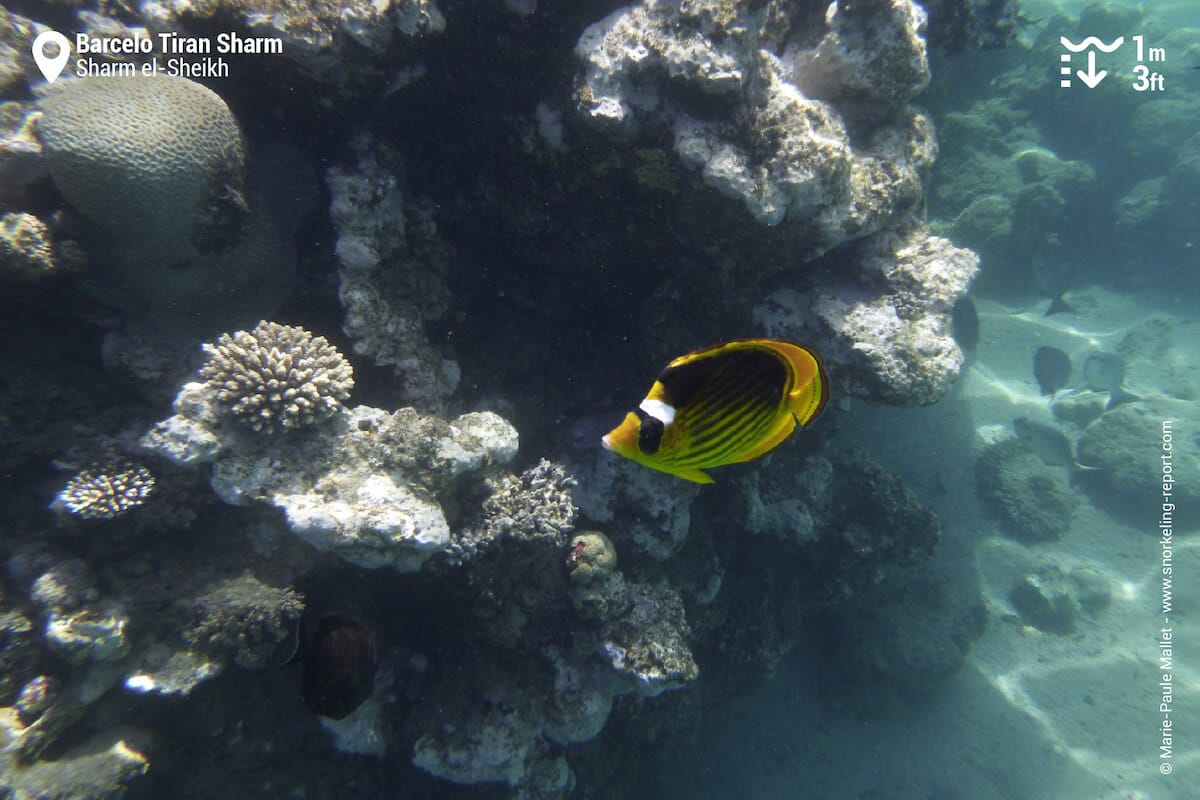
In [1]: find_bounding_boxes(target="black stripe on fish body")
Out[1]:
[680,354,787,439]
[683,357,786,442]
[673,398,779,468]
[684,376,773,442]
[677,399,781,467]
[659,346,788,412]
[651,361,772,464]
[683,388,775,454]
[692,405,778,466]
[635,407,665,455]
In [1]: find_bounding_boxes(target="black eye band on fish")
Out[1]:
[635,407,665,454]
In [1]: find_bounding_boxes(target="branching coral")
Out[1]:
[183,572,305,669]
[55,461,155,520]
[199,321,354,434]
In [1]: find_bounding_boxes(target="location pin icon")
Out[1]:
[32,30,72,84]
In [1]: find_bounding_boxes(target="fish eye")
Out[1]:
[637,414,664,454]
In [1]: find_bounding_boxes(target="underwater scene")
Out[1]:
[0,0,1197,797]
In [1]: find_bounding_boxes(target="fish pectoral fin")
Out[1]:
[731,413,796,464]
[670,466,715,484]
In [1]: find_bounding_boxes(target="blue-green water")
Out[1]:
[0,1,1196,798]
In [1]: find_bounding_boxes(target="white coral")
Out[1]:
[200,321,354,433]
[56,461,155,520]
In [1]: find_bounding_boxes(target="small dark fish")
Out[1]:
[1013,417,1075,467]
[1044,293,1076,317]
[1082,351,1142,410]
[1082,351,1125,392]
[1033,346,1071,395]
[951,296,979,351]
[287,613,377,720]
[1106,387,1141,410]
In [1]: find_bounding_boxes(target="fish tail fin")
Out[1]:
[1107,388,1141,410]
[1044,295,1076,316]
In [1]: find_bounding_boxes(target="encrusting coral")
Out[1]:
[199,321,354,434]
[55,461,156,520]
[0,212,56,281]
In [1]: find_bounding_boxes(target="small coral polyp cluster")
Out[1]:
[199,321,354,433]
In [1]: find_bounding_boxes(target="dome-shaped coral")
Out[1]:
[200,321,354,433]
[56,461,156,519]
[36,75,247,254]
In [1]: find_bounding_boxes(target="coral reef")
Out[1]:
[920,0,1020,53]
[0,0,1005,794]
[1009,566,1082,636]
[566,530,630,621]
[33,78,313,349]
[182,571,304,669]
[0,610,37,705]
[756,228,978,403]
[926,3,1200,296]
[976,438,1076,542]
[601,582,699,697]
[571,454,698,561]
[447,459,577,564]
[576,0,932,242]
[138,0,445,84]
[27,558,130,665]
[53,460,156,520]
[326,135,458,410]
[144,375,520,571]
[0,724,149,800]
[200,321,355,434]
[817,570,987,716]
[0,103,48,212]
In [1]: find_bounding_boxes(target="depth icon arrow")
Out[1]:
[1077,51,1107,88]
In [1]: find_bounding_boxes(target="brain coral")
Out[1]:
[36,75,247,254]
[200,321,354,433]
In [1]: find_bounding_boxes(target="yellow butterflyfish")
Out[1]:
[601,338,829,484]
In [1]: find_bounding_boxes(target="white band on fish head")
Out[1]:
[638,398,676,425]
